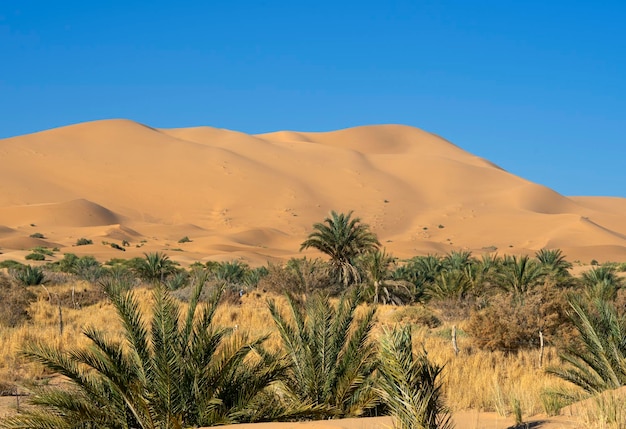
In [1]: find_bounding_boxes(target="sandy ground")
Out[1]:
[0,119,625,267]
[0,398,585,429]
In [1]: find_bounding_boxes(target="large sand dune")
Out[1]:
[0,119,625,265]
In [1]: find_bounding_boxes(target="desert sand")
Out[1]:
[0,118,625,267]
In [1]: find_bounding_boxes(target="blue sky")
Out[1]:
[1,1,624,197]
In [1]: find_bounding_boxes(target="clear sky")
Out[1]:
[1,1,624,197]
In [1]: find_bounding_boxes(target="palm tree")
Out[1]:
[135,252,179,284]
[426,268,473,301]
[536,248,572,280]
[378,326,453,429]
[497,255,545,297]
[2,279,287,428]
[442,250,474,271]
[361,249,411,305]
[300,211,380,286]
[546,297,626,394]
[267,289,379,418]
[581,266,623,301]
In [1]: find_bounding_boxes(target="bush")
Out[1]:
[75,238,93,246]
[0,260,24,270]
[30,247,54,256]
[25,252,46,261]
[258,261,328,295]
[467,284,572,352]
[391,306,442,328]
[0,273,35,327]
[178,236,192,243]
[10,265,46,286]
[29,232,45,239]
[110,243,125,251]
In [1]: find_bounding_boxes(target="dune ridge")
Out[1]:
[0,118,625,265]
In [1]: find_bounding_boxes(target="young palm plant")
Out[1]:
[378,326,453,429]
[267,289,379,418]
[300,210,380,286]
[546,296,626,394]
[135,252,179,284]
[497,255,545,298]
[2,279,287,429]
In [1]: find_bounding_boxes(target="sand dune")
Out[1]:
[0,118,625,265]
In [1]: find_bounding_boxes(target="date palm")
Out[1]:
[497,255,545,298]
[267,289,379,418]
[300,211,380,286]
[546,296,626,394]
[378,326,453,429]
[2,279,287,428]
[535,248,572,281]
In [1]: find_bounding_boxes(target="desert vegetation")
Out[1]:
[0,212,625,428]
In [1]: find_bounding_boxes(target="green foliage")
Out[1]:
[581,266,623,301]
[546,297,626,394]
[214,260,249,284]
[75,237,93,246]
[300,210,380,286]
[10,265,45,286]
[377,326,453,429]
[360,249,412,305]
[29,232,45,239]
[0,260,24,270]
[30,247,54,256]
[496,255,545,297]
[267,289,379,418]
[426,269,473,301]
[2,281,288,428]
[25,252,45,261]
[110,242,125,251]
[134,252,178,284]
[536,248,572,279]
[178,236,192,243]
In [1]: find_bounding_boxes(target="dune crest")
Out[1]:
[0,119,625,264]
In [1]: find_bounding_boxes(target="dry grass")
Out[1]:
[0,283,582,423]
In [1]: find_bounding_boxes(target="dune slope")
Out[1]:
[0,119,625,264]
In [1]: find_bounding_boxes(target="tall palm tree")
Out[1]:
[267,289,379,418]
[2,280,287,428]
[378,326,453,429]
[546,297,626,394]
[300,210,380,286]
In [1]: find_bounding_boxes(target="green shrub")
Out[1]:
[75,238,93,246]
[10,265,45,286]
[110,243,125,251]
[25,252,46,261]
[29,232,45,239]
[178,236,192,243]
[0,260,25,270]
[29,246,54,256]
